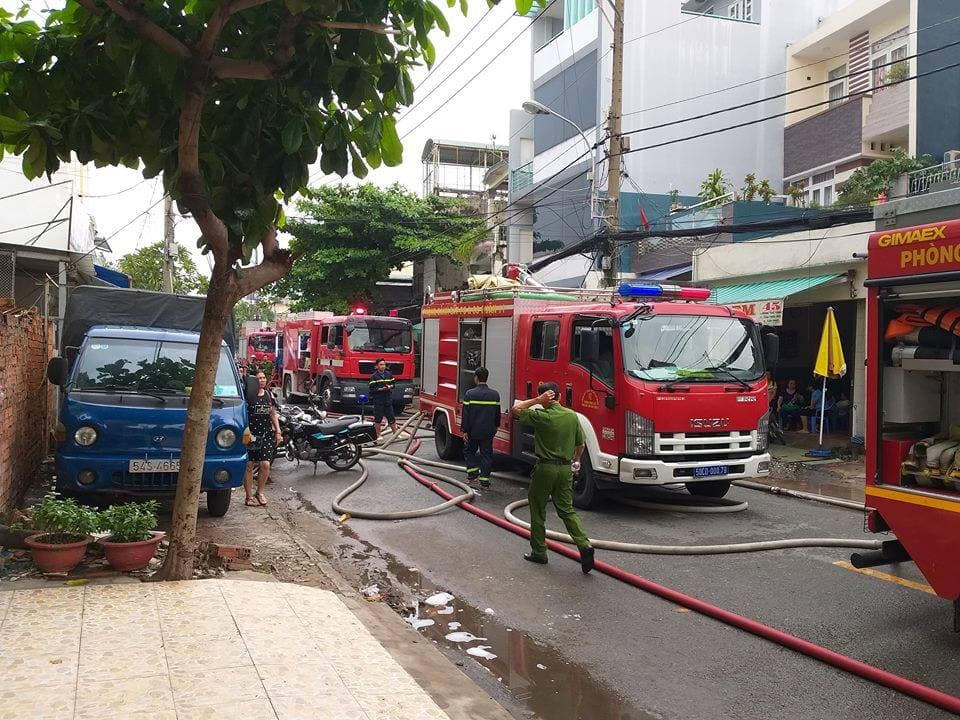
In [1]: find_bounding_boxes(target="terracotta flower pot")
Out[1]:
[25,533,93,574]
[99,531,165,571]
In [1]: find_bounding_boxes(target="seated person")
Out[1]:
[777,378,804,430]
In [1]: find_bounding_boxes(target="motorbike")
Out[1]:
[276,396,377,472]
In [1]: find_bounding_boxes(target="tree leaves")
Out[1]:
[281,119,304,155]
[380,117,402,167]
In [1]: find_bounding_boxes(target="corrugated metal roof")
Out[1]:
[709,274,843,305]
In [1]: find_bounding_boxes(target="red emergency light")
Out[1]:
[352,305,367,315]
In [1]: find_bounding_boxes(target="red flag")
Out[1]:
[639,206,650,231]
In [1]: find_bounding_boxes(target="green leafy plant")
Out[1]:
[885,61,909,83]
[27,493,100,543]
[786,184,806,207]
[699,169,730,203]
[836,148,935,206]
[757,179,774,204]
[99,500,160,543]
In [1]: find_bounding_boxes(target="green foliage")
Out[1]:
[885,61,909,83]
[276,184,484,312]
[0,0,468,257]
[234,297,277,325]
[99,500,159,543]
[699,168,730,202]
[26,493,100,543]
[836,148,934,207]
[113,241,208,295]
[785,183,806,207]
[756,178,774,203]
[737,173,774,204]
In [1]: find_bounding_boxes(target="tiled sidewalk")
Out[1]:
[0,579,451,720]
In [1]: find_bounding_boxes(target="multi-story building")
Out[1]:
[507,0,857,281]
[782,0,960,206]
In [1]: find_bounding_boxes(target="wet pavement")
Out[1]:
[268,440,959,720]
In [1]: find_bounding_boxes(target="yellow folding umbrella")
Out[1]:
[813,307,846,447]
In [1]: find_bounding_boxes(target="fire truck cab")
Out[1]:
[419,283,778,508]
[279,311,415,411]
[238,322,279,367]
[863,218,960,630]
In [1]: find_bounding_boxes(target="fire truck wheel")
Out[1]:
[685,480,732,498]
[573,455,600,509]
[434,414,463,461]
[206,488,232,517]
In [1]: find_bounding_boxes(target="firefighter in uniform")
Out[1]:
[369,358,399,438]
[512,381,594,574]
[461,367,500,488]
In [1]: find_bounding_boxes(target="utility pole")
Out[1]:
[162,195,175,293]
[602,0,625,288]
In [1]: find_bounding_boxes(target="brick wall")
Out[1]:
[0,302,53,512]
[784,97,865,179]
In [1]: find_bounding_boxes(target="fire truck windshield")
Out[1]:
[249,335,275,353]
[622,314,763,383]
[345,320,412,354]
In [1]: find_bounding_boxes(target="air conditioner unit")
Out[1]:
[943,150,960,168]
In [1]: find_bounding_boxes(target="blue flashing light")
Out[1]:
[618,283,664,297]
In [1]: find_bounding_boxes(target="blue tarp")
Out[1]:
[94,264,131,288]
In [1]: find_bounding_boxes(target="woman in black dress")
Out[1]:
[243,371,282,506]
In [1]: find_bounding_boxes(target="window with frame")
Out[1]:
[329,326,343,348]
[571,317,615,388]
[529,320,560,361]
[727,0,751,20]
[828,65,846,107]
[320,326,329,344]
[871,28,908,89]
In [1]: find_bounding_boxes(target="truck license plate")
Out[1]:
[129,459,180,473]
[693,465,727,478]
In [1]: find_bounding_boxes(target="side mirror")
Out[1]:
[326,342,335,350]
[604,394,616,410]
[244,375,260,399]
[763,332,780,368]
[580,330,600,363]
[47,357,68,387]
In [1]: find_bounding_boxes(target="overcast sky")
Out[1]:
[48,2,534,272]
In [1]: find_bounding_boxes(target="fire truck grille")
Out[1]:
[655,431,756,462]
[359,361,404,375]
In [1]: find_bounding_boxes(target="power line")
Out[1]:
[80,177,152,198]
[0,180,72,201]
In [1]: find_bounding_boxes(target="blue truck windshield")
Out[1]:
[72,339,240,396]
[622,314,763,383]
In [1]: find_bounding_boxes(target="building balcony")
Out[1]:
[861,79,908,145]
[532,5,598,82]
[784,97,868,179]
[510,161,533,195]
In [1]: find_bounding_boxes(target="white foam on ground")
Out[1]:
[467,645,497,660]
[445,631,486,643]
[425,592,455,607]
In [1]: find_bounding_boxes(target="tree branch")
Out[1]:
[235,241,293,298]
[100,0,192,60]
[177,72,229,264]
[209,57,274,80]
[315,21,395,35]
[74,0,102,16]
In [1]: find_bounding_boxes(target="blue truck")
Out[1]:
[46,286,250,516]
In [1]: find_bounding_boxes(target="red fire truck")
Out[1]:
[862,218,960,630]
[418,282,779,508]
[239,324,279,366]
[278,310,415,411]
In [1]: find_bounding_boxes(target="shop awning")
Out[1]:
[709,274,843,325]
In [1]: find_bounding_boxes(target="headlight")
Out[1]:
[757,412,769,452]
[74,426,98,447]
[625,411,654,455]
[216,428,237,448]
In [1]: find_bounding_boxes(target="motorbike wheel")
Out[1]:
[325,441,361,471]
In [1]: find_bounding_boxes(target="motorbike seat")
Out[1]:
[315,418,356,434]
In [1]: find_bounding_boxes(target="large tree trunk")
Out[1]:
[155,266,235,580]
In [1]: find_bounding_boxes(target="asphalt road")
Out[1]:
[271,438,959,720]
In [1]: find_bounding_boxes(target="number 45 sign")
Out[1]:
[728,299,784,326]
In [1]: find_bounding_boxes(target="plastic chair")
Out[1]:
[809,401,835,434]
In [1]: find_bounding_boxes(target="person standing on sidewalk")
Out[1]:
[512,382,594,573]
[461,367,500,488]
[369,358,399,439]
[244,370,283,507]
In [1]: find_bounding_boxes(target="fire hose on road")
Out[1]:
[326,411,960,716]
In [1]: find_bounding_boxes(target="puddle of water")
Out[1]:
[380,554,656,720]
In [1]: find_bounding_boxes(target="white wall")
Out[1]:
[589,0,858,197]
[0,155,94,255]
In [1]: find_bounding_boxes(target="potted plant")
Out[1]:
[23,493,99,573]
[98,500,163,571]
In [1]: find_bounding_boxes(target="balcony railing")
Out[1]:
[906,161,960,196]
[510,162,533,194]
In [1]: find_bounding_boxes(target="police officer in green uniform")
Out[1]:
[512,381,594,574]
